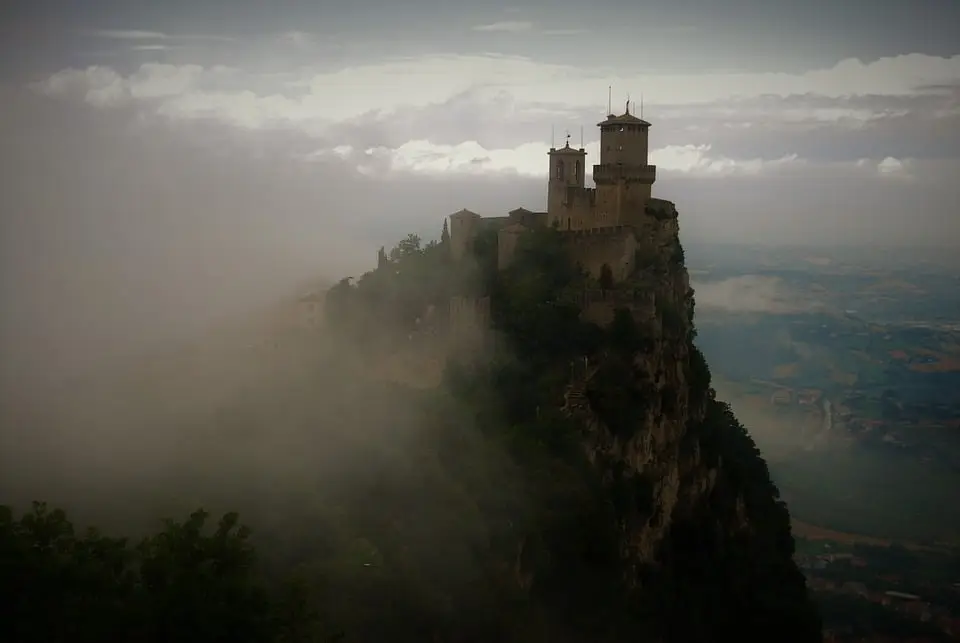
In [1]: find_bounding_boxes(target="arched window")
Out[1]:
[556,160,565,179]
[575,160,581,178]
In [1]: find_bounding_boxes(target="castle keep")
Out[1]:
[447,101,678,283]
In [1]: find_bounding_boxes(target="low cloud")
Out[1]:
[316,139,904,180]
[651,145,802,177]
[693,276,826,315]
[9,47,960,262]
[78,28,235,43]
[872,156,914,178]
[131,45,185,52]
[81,29,170,40]
[35,53,960,131]
[542,29,587,36]
[471,21,534,33]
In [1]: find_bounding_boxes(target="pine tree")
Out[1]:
[441,219,450,245]
[377,246,388,270]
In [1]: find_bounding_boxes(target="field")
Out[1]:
[791,520,894,548]
[690,246,960,548]
[775,447,960,545]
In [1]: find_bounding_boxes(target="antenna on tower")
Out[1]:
[551,125,555,148]
[580,125,584,149]
[640,92,644,118]
[565,129,571,147]
[607,85,612,115]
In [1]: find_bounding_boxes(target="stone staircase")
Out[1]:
[563,358,597,413]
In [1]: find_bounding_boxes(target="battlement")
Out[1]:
[449,107,674,272]
[561,286,658,327]
[593,163,657,185]
[560,224,631,238]
[563,286,655,309]
[563,225,638,282]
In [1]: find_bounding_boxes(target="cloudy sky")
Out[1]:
[1,0,959,389]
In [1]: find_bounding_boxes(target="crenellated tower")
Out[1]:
[448,96,668,273]
[593,100,657,227]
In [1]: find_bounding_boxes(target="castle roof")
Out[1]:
[449,208,481,219]
[598,111,651,127]
[549,142,586,155]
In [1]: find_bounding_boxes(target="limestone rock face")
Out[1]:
[559,203,820,643]
[561,202,707,572]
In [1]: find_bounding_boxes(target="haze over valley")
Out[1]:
[2,0,959,641]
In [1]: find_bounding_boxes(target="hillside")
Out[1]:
[2,225,822,642]
[318,215,823,640]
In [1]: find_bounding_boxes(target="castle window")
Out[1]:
[619,126,624,132]
[556,160,565,179]
[575,160,580,177]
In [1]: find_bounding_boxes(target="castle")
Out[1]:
[446,100,678,284]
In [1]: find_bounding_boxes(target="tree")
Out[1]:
[377,246,388,270]
[389,234,422,262]
[440,219,450,245]
[0,503,324,643]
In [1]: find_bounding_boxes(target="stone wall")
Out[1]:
[568,287,658,327]
[497,224,526,270]
[550,186,596,230]
[564,225,639,282]
[449,209,482,261]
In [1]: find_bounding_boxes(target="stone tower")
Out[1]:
[448,208,482,261]
[593,100,657,227]
[546,134,587,229]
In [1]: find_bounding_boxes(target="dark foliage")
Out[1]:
[0,503,331,643]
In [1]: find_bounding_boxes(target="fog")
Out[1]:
[1,71,956,548]
[0,90,494,543]
[693,275,827,315]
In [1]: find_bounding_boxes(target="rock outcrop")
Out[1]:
[551,202,822,641]
[324,201,822,642]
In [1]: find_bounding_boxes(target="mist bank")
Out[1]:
[0,301,425,533]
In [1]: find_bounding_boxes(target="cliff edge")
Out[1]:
[323,204,822,642]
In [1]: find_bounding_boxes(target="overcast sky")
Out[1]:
[1,0,959,391]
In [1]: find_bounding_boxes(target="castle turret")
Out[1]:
[546,135,587,229]
[593,101,657,226]
[448,208,482,261]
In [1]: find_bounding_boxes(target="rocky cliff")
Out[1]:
[472,201,823,641]
[322,214,822,642]
[549,204,822,641]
